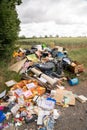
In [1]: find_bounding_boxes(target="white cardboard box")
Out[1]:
[76,95,87,103]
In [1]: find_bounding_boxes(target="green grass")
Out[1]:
[0,61,21,93]
[69,48,87,68]
[68,48,87,81]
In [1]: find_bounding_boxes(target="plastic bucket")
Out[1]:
[68,78,79,86]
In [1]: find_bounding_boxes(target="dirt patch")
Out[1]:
[54,80,87,130]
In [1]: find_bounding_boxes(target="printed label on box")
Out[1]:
[26,83,36,89]
[23,90,33,98]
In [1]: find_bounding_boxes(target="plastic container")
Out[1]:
[34,45,42,50]
[68,77,79,86]
[57,52,65,59]
[0,111,6,123]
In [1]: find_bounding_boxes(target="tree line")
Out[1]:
[0,0,22,60]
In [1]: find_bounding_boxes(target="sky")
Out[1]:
[16,0,87,37]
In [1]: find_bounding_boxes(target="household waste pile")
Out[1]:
[0,44,86,130]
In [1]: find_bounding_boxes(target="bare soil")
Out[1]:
[55,80,87,130]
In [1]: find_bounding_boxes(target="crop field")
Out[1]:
[18,37,87,49]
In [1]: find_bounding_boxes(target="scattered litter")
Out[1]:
[68,77,79,86]
[43,114,55,130]
[53,89,75,106]
[5,80,17,87]
[0,45,85,130]
[9,58,27,72]
[37,77,47,83]
[27,54,39,62]
[38,97,56,110]
[70,61,84,74]
[0,90,6,98]
[0,111,6,123]
[76,95,87,103]
[53,109,60,120]
[11,104,20,115]
[30,67,59,86]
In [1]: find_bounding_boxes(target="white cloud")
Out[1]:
[17,0,87,37]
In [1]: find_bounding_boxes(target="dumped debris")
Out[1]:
[0,44,85,130]
[76,95,87,103]
[67,77,79,86]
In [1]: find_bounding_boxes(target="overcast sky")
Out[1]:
[16,0,87,37]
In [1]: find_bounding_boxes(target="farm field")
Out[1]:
[18,37,87,49]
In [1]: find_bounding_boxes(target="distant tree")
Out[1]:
[45,35,48,38]
[56,35,59,38]
[0,0,22,59]
[19,35,26,39]
[32,36,37,38]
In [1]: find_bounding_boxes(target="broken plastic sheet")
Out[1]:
[0,90,6,98]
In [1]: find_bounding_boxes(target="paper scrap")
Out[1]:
[5,80,17,87]
[76,95,87,103]
[11,104,20,115]
[14,89,23,96]
[23,90,33,98]
[26,83,36,89]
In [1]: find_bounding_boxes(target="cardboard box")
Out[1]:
[5,80,17,87]
[76,95,87,103]
[53,89,75,106]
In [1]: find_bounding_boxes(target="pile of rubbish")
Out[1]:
[0,44,86,130]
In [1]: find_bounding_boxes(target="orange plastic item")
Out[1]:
[11,80,46,100]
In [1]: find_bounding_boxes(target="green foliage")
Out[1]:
[45,35,48,38]
[0,60,21,92]
[0,0,22,59]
